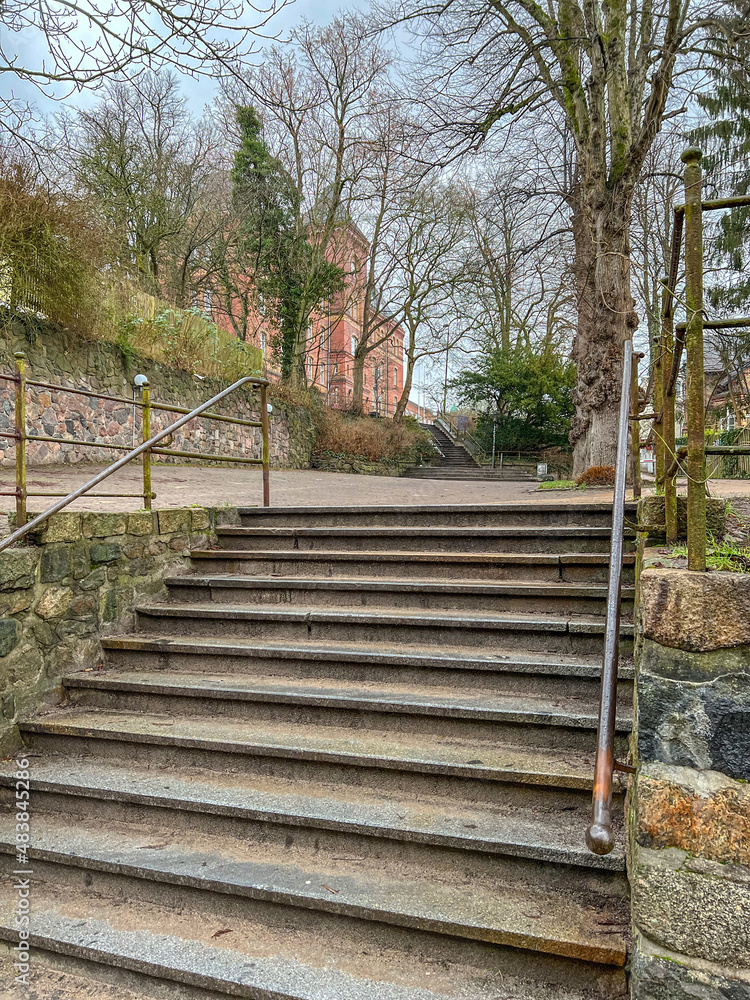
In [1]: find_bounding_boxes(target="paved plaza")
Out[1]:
[0,463,748,532]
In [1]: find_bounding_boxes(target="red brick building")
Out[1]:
[207,223,410,417]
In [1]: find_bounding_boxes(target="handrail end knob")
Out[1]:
[586,823,615,856]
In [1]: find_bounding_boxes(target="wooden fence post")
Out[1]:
[682,147,706,571]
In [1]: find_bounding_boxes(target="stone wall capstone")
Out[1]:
[0,313,315,470]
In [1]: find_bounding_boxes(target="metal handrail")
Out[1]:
[0,374,270,555]
[586,340,633,856]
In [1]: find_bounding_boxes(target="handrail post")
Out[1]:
[586,339,632,856]
[13,352,27,527]
[630,351,642,498]
[653,295,665,494]
[661,283,678,543]
[682,147,706,571]
[141,380,152,511]
[261,384,270,507]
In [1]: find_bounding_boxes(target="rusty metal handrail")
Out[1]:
[0,373,270,554]
[586,340,633,856]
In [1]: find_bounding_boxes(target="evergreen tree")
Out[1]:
[231,106,344,381]
[450,345,576,451]
[691,26,750,315]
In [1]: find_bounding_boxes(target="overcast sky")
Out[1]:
[1,0,353,121]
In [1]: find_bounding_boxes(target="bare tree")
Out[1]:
[378,0,742,472]
[388,183,470,420]
[1,0,286,148]
[64,73,222,302]
[227,15,393,384]
[349,100,422,414]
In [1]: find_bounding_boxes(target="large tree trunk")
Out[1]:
[569,180,638,476]
[393,344,416,422]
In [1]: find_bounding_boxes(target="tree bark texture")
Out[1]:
[569,179,638,474]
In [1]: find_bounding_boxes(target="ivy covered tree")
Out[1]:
[230,105,343,380]
[451,346,575,451]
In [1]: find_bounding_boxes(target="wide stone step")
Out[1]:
[101,635,634,701]
[63,669,633,745]
[0,863,628,998]
[171,573,634,614]
[0,755,625,870]
[20,709,627,790]
[404,469,536,480]
[192,550,635,585]
[0,812,628,966]
[237,502,633,528]
[134,603,634,655]
[214,525,627,554]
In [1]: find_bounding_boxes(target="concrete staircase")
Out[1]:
[405,425,537,481]
[0,502,634,999]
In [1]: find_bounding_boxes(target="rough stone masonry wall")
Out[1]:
[0,313,315,469]
[0,505,239,752]
[630,557,750,998]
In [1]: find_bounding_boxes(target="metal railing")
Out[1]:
[586,340,634,857]
[656,149,750,567]
[0,356,270,551]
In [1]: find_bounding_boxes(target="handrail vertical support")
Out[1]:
[261,385,270,508]
[630,352,642,499]
[141,380,153,511]
[14,352,27,528]
[682,148,707,571]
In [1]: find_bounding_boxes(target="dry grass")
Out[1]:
[314,408,434,463]
[576,465,616,487]
[90,280,263,381]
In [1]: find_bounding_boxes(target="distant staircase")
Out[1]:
[0,501,634,999]
[405,423,537,480]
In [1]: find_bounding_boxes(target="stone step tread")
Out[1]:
[169,575,634,599]
[236,503,633,516]
[0,817,628,965]
[65,669,633,730]
[0,756,625,869]
[103,635,635,680]
[135,603,634,636]
[21,709,619,789]
[0,887,623,1000]
[191,553,636,569]
[216,526,625,537]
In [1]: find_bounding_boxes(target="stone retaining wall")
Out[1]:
[0,505,238,751]
[311,453,414,477]
[0,313,315,470]
[630,555,750,997]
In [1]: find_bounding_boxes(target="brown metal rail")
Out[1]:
[0,370,270,554]
[586,341,633,857]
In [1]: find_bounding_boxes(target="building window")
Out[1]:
[203,288,213,314]
[394,368,398,388]
[260,331,266,353]
[308,357,314,382]
[333,363,338,376]
[320,363,326,386]
[351,335,358,356]
[258,292,266,317]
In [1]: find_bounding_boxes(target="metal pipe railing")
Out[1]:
[586,340,633,857]
[0,373,270,554]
